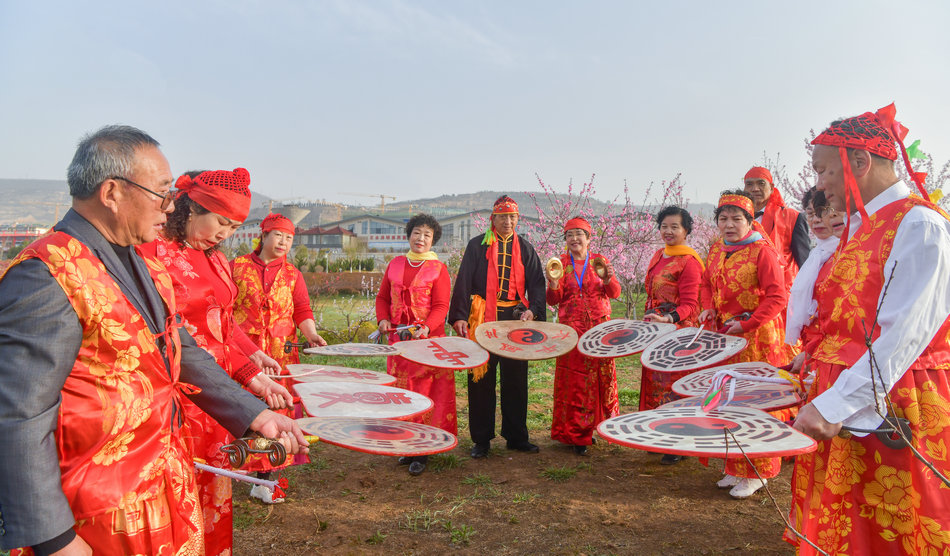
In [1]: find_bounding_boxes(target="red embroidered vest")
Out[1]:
[554,252,613,325]
[760,194,801,289]
[706,240,768,321]
[387,257,442,329]
[812,196,950,369]
[232,254,298,362]
[4,233,194,521]
[644,250,697,327]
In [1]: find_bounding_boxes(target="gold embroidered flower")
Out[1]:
[899,380,950,440]
[824,438,866,495]
[92,431,135,466]
[863,464,920,535]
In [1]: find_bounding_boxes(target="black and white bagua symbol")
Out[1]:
[285,364,397,385]
[660,388,801,412]
[396,337,490,370]
[639,327,747,372]
[577,319,676,358]
[671,362,791,397]
[474,320,578,361]
[296,416,458,456]
[295,381,433,420]
[303,343,402,356]
[596,405,816,458]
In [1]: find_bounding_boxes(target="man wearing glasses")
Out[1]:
[0,125,310,554]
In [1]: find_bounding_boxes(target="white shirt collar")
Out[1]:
[846,181,910,238]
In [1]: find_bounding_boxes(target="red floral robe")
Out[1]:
[640,248,703,410]
[787,197,950,555]
[702,236,791,479]
[232,252,311,467]
[546,253,622,445]
[375,257,456,434]
[140,238,260,556]
[7,233,204,554]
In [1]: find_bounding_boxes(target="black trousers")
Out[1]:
[466,305,529,445]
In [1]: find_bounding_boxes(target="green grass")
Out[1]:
[461,473,492,486]
[540,465,580,482]
[429,453,464,472]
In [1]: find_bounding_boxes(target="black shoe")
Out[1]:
[506,440,540,453]
[470,443,490,459]
[408,456,427,476]
[572,445,588,456]
[660,454,684,465]
[398,456,412,465]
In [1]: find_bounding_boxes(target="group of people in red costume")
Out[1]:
[637,104,950,554]
[1,100,948,555]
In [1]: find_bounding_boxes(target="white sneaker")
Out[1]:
[729,478,767,499]
[716,474,739,489]
[249,484,284,504]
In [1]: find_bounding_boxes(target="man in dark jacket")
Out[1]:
[449,195,546,458]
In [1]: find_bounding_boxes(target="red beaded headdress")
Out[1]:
[175,168,252,222]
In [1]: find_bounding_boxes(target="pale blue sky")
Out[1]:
[2,0,948,207]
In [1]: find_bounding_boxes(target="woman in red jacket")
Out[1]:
[640,206,705,464]
[698,190,790,499]
[546,217,621,455]
[375,213,454,476]
[140,168,292,554]
[231,213,327,492]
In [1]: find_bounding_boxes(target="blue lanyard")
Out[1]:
[570,253,589,289]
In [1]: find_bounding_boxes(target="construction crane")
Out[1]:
[343,193,397,212]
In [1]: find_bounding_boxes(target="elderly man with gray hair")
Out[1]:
[0,125,309,555]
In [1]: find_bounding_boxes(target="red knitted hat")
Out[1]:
[812,105,905,161]
[261,213,295,235]
[175,168,252,222]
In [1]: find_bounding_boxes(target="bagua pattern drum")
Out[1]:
[303,343,401,356]
[285,364,397,385]
[639,327,747,372]
[296,416,457,457]
[396,336,490,370]
[474,320,578,361]
[577,319,676,359]
[597,405,816,459]
[295,381,433,420]
[671,361,793,397]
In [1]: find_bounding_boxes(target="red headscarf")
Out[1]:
[563,217,592,235]
[261,213,295,235]
[744,167,773,184]
[175,168,252,222]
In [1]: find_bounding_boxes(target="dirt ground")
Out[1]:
[232,370,797,556]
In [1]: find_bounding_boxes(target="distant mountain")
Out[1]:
[0,179,714,226]
[0,178,274,226]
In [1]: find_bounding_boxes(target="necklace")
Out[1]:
[407,257,425,268]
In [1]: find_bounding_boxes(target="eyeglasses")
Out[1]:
[111,176,175,210]
[815,205,839,219]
